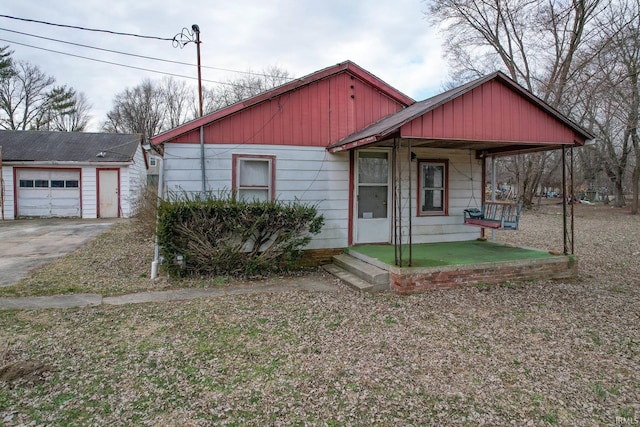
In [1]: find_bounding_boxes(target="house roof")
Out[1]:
[151,60,415,145]
[328,71,596,153]
[0,131,143,163]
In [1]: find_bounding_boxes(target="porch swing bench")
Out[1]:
[464,201,523,230]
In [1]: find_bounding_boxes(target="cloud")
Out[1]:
[1,0,449,131]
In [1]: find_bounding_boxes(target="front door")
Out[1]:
[98,169,119,218]
[355,151,391,244]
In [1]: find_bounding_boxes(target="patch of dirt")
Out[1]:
[0,360,51,385]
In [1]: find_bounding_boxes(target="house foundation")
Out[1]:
[388,255,577,294]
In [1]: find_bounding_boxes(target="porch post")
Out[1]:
[562,145,568,255]
[393,138,402,267]
[570,146,575,254]
[491,156,497,241]
[408,138,413,266]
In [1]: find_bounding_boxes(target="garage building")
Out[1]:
[0,131,147,220]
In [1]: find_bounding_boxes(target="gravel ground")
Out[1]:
[0,203,639,426]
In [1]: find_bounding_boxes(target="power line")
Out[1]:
[0,14,173,41]
[0,27,295,81]
[0,37,263,89]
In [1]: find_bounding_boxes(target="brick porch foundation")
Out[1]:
[389,255,577,294]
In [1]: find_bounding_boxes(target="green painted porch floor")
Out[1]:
[347,240,556,268]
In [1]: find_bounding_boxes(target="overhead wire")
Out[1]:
[0,37,281,89]
[0,14,325,190]
[0,14,173,41]
[0,27,295,81]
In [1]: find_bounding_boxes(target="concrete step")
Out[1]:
[322,264,376,293]
[332,253,389,287]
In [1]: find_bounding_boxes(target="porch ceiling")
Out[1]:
[357,135,572,157]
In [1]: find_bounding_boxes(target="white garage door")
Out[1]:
[16,169,81,218]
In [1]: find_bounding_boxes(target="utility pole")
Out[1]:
[173,24,203,117]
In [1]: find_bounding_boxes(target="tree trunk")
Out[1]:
[614,179,626,207]
[632,164,640,215]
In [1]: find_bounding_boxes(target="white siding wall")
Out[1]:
[122,146,147,218]
[1,166,15,220]
[163,144,484,250]
[394,147,482,243]
[163,144,351,249]
[81,167,97,219]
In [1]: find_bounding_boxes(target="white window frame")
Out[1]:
[232,154,276,202]
[418,159,448,216]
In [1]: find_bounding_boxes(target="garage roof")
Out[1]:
[0,131,143,162]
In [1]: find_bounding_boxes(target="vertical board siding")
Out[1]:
[163,143,351,250]
[171,71,405,147]
[120,167,131,217]
[81,167,97,219]
[2,166,15,220]
[402,80,576,143]
[123,146,147,217]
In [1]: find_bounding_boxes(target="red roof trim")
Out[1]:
[151,61,414,145]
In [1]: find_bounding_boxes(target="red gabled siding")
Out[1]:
[170,71,406,147]
[401,80,579,144]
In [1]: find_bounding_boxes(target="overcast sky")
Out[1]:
[0,0,448,131]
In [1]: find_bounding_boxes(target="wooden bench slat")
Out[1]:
[463,201,522,230]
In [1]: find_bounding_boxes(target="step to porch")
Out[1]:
[322,253,390,293]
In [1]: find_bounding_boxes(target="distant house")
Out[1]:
[0,131,147,220]
[142,143,162,186]
[151,61,593,258]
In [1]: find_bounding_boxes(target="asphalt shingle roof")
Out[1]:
[0,131,142,163]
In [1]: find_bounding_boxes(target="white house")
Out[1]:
[151,61,593,260]
[0,131,147,220]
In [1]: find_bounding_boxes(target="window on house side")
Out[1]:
[419,160,448,215]
[149,157,157,167]
[233,155,275,202]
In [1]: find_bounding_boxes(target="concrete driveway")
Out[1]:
[0,219,118,287]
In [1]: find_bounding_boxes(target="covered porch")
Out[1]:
[324,72,593,292]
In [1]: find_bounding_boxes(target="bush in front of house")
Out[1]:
[157,192,324,277]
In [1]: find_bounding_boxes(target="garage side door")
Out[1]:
[16,169,81,218]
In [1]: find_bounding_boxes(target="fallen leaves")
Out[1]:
[0,204,639,425]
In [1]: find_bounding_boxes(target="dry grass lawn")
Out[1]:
[0,203,639,426]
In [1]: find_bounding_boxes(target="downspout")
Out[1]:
[151,155,165,280]
[200,125,206,193]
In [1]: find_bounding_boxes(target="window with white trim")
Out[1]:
[149,157,157,167]
[419,160,448,215]
[233,155,275,202]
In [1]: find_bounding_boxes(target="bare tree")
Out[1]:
[202,66,293,113]
[160,77,193,129]
[0,60,55,130]
[572,0,640,209]
[103,67,293,141]
[427,0,604,207]
[103,79,166,141]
